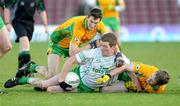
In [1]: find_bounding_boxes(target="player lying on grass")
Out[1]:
[4,33,131,93]
[97,62,170,93]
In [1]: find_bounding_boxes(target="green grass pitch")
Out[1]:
[0,42,180,106]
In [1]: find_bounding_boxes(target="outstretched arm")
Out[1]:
[58,55,78,82]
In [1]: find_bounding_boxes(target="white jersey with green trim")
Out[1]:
[75,48,130,89]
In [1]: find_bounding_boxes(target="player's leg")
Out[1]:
[18,36,31,70]
[111,17,121,45]
[0,18,12,58]
[28,53,60,78]
[4,73,60,88]
[46,54,60,78]
[46,85,77,93]
[101,81,128,92]
[15,54,60,79]
[12,22,32,68]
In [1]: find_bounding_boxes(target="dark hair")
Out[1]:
[88,7,102,20]
[155,70,170,85]
[101,33,118,47]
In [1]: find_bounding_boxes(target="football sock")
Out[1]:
[29,63,38,73]
[18,51,31,68]
[18,77,29,85]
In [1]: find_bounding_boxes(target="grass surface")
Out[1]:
[0,42,180,106]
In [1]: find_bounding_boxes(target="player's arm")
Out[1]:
[58,55,78,82]
[127,71,142,92]
[96,65,126,85]
[37,0,48,33]
[125,63,142,92]
[58,55,78,91]
[69,42,91,56]
[3,0,13,32]
[59,50,89,91]
[40,11,48,33]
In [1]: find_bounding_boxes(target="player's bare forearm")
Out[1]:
[109,65,126,77]
[40,11,48,33]
[58,56,77,82]
[69,43,91,56]
[4,8,11,23]
[127,72,142,92]
[40,11,48,26]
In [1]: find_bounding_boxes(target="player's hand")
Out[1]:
[114,52,124,67]
[59,81,73,91]
[44,25,49,34]
[89,39,101,49]
[96,74,111,85]
[6,23,12,32]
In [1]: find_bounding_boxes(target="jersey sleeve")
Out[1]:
[133,62,158,76]
[97,21,108,35]
[37,0,45,13]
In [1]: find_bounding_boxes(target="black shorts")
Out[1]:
[12,21,34,42]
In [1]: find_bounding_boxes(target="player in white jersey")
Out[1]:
[4,33,130,93]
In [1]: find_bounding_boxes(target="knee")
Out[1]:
[7,44,12,52]
[2,44,12,53]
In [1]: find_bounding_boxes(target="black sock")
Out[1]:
[18,51,31,68]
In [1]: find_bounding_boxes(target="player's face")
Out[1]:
[146,72,157,86]
[87,16,100,30]
[100,41,115,56]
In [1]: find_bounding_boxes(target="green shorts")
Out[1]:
[47,41,69,58]
[102,17,120,31]
[117,72,131,82]
[72,66,95,93]
[0,17,4,29]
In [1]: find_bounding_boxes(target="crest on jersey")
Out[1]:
[136,65,140,70]
[75,37,79,43]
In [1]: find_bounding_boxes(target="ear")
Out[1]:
[112,45,117,52]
